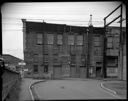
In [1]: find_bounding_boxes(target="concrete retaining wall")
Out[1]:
[2,67,21,101]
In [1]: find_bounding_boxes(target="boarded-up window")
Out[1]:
[94,36,100,42]
[68,35,74,45]
[70,45,75,54]
[44,55,48,62]
[94,41,101,46]
[113,37,119,49]
[57,35,63,44]
[94,47,102,56]
[77,46,83,53]
[77,35,83,45]
[58,45,62,52]
[71,55,76,64]
[81,55,85,66]
[47,34,54,44]
[107,68,117,77]
[37,33,43,44]
[34,54,38,62]
[107,37,113,43]
[107,43,113,48]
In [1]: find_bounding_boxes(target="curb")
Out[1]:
[29,80,46,101]
[29,83,34,101]
[100,82,117,95]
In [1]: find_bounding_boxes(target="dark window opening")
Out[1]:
[96,67,102,77]
[44,65,48,73]
[96,62,102,64]
[33,65,38,73]
[107,56,118,67]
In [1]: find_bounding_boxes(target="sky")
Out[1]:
[1,2,126,60]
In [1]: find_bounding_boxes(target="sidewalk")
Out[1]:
[102,80,127,99]
[19,78,44,101]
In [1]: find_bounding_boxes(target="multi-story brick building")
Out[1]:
[22,19,126,79]
[105,27,126,79]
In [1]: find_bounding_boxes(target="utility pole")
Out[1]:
[103,26,107,78]
[119,4,123,80]
[0,12,2,56]
[86,28,89,78]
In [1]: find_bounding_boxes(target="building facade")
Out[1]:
[22,19,126,79]
[105,27,126,79]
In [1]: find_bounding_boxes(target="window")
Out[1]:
[34,54,38,62]
[77,35,83,45]
[57,35,63,44]
[107,37,113,43]
[58,45,62,52]
[47,34,54,44]
[71,55,76,64]
[94,47,102,56]
[53,58,58,63]
[94,36,100,42]
[43,55,48,62]
[70,45,75,54]
[107,68,117,73]
[37,33,43,45]
[43,46,48,54]
[68,35,74,45]
[33,65,38,73]
[96,62,102,65]
[44,65,48,73]
[77,46,83,53]
[107,42,113,48]
[107,57,118,66]
[113,37,119,49]
[94,41,101,46]
[81,55,85,66]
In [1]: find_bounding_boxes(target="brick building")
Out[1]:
[22,19,126,79]
[105,27,126,79]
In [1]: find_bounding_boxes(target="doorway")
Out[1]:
[96,67,102,77]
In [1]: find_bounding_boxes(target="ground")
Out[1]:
[102,80,126,98]
[19,78,126,100]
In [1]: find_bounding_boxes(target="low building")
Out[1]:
[2,54,23,72]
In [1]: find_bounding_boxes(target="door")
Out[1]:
[62,64,70,77]
[53,65,62,79]
[96,67,102,77]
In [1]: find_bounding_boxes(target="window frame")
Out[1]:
[37,33,43,45]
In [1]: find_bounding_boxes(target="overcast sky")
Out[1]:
[1,2,126,59]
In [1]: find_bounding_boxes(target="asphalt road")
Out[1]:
[19,78,42,101]
[33,79,122,100]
